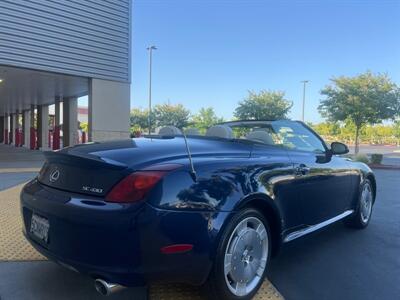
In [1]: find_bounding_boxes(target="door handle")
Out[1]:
[295,164,310,176]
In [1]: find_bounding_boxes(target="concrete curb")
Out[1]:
[368,164,400,170]
[0,168,41,173]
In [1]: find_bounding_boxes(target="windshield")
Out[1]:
[222,120,327,153]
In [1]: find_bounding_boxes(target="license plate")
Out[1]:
[30,214,49,243]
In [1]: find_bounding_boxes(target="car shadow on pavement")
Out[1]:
[0,260,147,300]
[267,200,400,300]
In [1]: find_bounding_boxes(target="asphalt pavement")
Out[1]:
[0,169,398,300]
[0,172,37,191]
[268,169,400,300]
[0,144,399,300]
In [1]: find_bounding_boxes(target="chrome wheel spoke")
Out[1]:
[235,282,247,296]
[236,220,248,235]
[362,190,367,200]
[224,254,232,275]
[256,265,265,277]
[256,224,267,240]
[362,203,368,216]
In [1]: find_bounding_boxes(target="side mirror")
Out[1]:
[330,142,349,155]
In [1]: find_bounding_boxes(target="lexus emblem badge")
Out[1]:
[49,169,60,183]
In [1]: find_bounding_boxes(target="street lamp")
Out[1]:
[147,45,157,134]
[301,80,309,122]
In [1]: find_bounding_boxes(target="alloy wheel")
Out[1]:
[224,216,269,297]
[360,183,373,224]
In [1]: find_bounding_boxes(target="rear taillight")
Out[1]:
[105,171,165,203]
[105,164,182,203]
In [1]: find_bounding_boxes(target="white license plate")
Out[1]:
[30,214,49,243]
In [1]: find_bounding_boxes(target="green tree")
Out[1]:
[392,121,400,146]
[130,108,151,132]
[319,72,400,153]
[79,122,88,132]
[311,122,340,143]
[234,90,292,120]
[340,119,364,145]
[191,107,224,133]
[153,103,190,129]
[365,124,394,144]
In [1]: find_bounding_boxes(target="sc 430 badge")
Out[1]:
[82,186,103,194]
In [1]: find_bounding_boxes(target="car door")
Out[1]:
[270,121,352,226]
[251,143,304,230]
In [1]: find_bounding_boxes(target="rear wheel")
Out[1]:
[204,208,271,300]
[345,179,374,229]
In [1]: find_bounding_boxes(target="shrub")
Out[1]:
[370,153,383,164]
[353,154,369,164]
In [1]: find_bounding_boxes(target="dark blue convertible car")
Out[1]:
[21,120,376,299]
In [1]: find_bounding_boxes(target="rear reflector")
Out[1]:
[160,244,193,254]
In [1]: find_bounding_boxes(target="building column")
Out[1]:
[23,110,31,148]
[37,105,49,150]
[30,105,36,149]
[53,97,62,149]
[10,113,15,145]
[21,111,25,147]
[63,97,78,147]
[88,78,130,142]
[15,111,22,147]
[4,113,9,144]
[0,116,4,144]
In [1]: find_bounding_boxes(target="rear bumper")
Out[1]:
[24,231,146,286]
[20,179,230,286]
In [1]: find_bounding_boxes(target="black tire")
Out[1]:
[204,208,271,300]
[345,179,374,229]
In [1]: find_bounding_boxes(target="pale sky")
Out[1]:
[84,0,400,124]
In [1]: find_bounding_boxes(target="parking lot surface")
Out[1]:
[0,144,399,300]
[268,169,400,300]
[0,145,282,300]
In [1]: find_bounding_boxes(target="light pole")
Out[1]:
[147,45,157,134]
[301,80,309,122]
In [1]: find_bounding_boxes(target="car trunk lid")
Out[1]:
[37,137,251,197]
[38,151,129,197]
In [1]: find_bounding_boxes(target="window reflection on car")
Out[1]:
[225,120,326,153]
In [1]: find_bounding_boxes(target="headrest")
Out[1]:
[246,130,275,145]
[206,125,233,139]
[158,126,182,136]
[185,128,200,135]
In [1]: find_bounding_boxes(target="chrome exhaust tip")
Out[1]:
[94,279,126,296]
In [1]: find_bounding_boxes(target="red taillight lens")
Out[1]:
[105,171,166,203]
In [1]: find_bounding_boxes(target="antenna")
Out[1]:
[181,130,197,182]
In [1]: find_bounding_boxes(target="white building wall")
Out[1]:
[0,0,131,82]
[89,78,130,141]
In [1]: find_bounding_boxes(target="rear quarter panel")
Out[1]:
[147,145,296,232]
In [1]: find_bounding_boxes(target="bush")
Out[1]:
[353,154,369,164]
[370,153,383,164]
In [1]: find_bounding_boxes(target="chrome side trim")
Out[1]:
[283,210,354,243]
